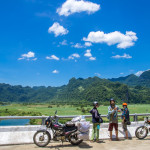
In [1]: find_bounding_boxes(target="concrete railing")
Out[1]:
[0,113,150,145]
[0,113,150,124]
[0,122,150,145]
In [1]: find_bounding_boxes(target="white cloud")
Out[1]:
[135,71,144,77]
[120,73,124,75]
[84,49,96,61]
[32,58,37,61]
[89,56,96,60]
[95,73,101,77]
[84,49,92,57]
[46,55,60,60]
[18,51,37,61]
[83,31,138,49]
[22,51,35,58]
[85,42,92,47]
[111,53,132,59]
[59,40,67,45]
[52,70,59,74]
[18,57,24,60]
[48,22,69,37]
[68,53,80,59]
[72,43,84,48]
[135,69,150,76]
[57,0,100,16]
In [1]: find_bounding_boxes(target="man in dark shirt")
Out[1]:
[90,101,100,142]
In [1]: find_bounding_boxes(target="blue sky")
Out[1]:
[0,0,150,86]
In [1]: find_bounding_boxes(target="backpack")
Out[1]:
[124,109,131,125]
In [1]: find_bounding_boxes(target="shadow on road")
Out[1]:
[44,142,93,149]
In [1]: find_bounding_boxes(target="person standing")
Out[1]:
[121,103,130,139]
[107,98,121,141]
[90,101,101,142]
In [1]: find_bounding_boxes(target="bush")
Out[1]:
[86,108,91,112]
[48,105,52,108]
[76,108,80,110]
[81,108,86,113]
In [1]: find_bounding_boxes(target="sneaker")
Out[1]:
[90,140,95,143]
[96,140,99,143]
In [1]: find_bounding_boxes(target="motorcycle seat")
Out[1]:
[65,121,75,127]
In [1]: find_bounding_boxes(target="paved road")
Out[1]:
[1,138,150,150]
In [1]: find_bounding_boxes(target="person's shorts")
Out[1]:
[108,123,118,131]
[122,122,127,131]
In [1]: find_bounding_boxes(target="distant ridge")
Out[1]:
[110,70,150,87]
[0,76,150,104]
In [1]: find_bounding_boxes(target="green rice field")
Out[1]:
[0,104,150,124]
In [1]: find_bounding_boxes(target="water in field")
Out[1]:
[0,119,30,126]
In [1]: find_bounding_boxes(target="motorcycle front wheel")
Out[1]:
[135,126,148,139]
[69,133,83,145]
[33,130,51,147]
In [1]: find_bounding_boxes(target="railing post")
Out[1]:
[134,113,138,122]
[42,115,46,125]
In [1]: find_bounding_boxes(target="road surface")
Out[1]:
[0,138,150,150]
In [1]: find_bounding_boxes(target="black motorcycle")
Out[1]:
[33,111,83,147]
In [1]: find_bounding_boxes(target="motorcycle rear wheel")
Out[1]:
[33,130,51,147]
[69,134,83,145]
[135,126,148,139]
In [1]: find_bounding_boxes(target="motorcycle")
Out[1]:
[33,111,85,147]
[135,116,150,139]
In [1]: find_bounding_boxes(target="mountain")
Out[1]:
[110,70,150,87]
[0,76,150,104]
[110,74,139,86]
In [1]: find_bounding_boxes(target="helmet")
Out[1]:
[93,101,99,107]
[110,98,115,102]
[110,98,115,105]
[122,103,127,106]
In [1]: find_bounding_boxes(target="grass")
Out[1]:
[0,103,150,124]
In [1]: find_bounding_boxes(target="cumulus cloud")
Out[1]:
[135,71,144,77]
[85,42,92,47]
[84,49,92,57]
[84,49,96,61]
[48,22,68,37]
[135,69,150,76]
[72,42,92,48]
[111,53,132,59]
[57,0,100,16]
[83,31,138,49]
[32,58,37,61]
[52,70,59,74]
[72,43,84,48]
[89,56,96,60]
[68,53,80,59]
[59,40,67,45]
[18,51,37,61]
[46,55,60,60]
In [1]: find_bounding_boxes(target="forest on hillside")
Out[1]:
[0,77,150,104]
